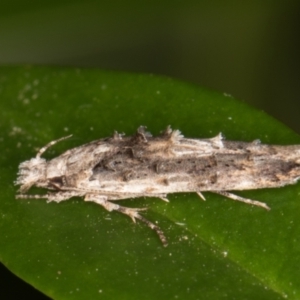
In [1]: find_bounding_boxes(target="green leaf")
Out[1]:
[1,66,300,299]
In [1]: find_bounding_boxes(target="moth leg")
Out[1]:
[158,196,169,202]
[143,193,169,202]
[196,192,206,201]
[16,194,49,200]
[85,194,168,247]
[213,191,270,210]
[16,192,78,203]
[17,191,82,202]
[46,191,81,203]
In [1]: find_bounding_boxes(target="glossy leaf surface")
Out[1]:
[0,66,300,299]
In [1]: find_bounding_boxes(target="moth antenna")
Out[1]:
[16,194,49,199]
[36,135,73,158]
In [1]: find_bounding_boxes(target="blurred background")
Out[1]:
[0,0,299,298]
[1,1,300,132]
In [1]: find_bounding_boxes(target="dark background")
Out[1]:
[1,1,299,299]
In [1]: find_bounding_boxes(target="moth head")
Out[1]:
[15,157,47,193]
[15,134,73,193]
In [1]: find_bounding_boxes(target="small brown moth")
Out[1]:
[15,126,300,246]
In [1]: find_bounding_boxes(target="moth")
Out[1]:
[15,126,300,246]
